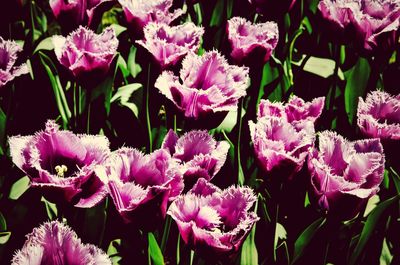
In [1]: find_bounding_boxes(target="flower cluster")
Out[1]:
[249,96,324,178]
[318,0,400,52]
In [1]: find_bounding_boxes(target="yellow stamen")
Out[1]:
[55,165,68,178]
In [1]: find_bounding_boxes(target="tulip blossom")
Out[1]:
[167,178,259,254]
[318,0,400,52]
[8,120,110,207]
[118,0,183,29]
[137,22,204,68]
[0,37,29,88]
[52,26,118,79]
[227,17,279,63]
[155,51,250,119]
[357,90,400,140]
[249,96,324,178]
[12,221,111,265]
[49,0,114,30]
[308,131,385,217]
[162,130,230,183]
[96,148,183,223]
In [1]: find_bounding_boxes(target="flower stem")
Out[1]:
[146,63,153,152]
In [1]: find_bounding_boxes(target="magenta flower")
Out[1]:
[357,90,400,140]
[250,96,324,178]
[118,0,183,31]
[49,0,114,30]
[162,130,230,183]
[155,51,250,119]
[137,22,204,68]
[308,131,385,218]
[167,178,259,254]
[8,120,110,207]
[12,221,111,265]
[52,26,118,79]
[0,37,29,88]
[318,0,400,52]
[227,17,278,63]
[96,148,183,223]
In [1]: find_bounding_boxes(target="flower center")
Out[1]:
[55,165,68,178]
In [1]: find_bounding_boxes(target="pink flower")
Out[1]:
[162,130,230,184]
[49,0,115,30]
[167,178,259,254]
[250,96,324,178]
[8,120,110,207]
[308,131,385,218]
[0,37,29,88]
[12,221,111,265]
[155,51,249,119]
[52,26,118,79]
[318,0,400,52]
[357,90,400,140]
[137,22,204,68]
[118,0,183,30]
[227,17,278,63]
[96,148,183,223]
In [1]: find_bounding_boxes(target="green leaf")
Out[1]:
[292,217,326,264]
[107,239,122,264]
[349,195,400,265]
[39,52,71,127]
[380,238,393,265]
[274,223,287,253]
[111,83,142,103]
[240,196,259,265]
[363,195,380,217]
[9,176,30,200]
[109,24,127,37]
[41,196,58,220]
[0,231,11,244]
[148,232,164,265]
[210,0,224,27]
[344,57,370,124]
[0,212,7,231]
[127,46,142,78]
[390,167,400,194]
[34,37,54,54]
[293,56,345,79]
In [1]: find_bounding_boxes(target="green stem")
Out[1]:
[161,216,172,253]
[236,98,244,185]
[146,63,153,152]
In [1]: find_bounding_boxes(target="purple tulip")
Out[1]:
[0,37,29,88]
[227,17,279,63]
[162,130,230,183]
[357,90,400,141]
[136,22,204,68]
[8,120,110,207]
[308,131,385,218]
[250,96,324,178]
[49,0,114,30]
[167,178,259,254]
[12,221,111,265]
[52,26,118,79]
[258,96,325,124]
[318,0,400,52]
[96,147,183,223]
[118,0,183,32]
[155,51,250,119]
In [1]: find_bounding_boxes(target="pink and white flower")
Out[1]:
[155,51,249,119]
[167,178,259,254]
[137,22,204,68]
[227,17,278,63]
